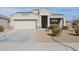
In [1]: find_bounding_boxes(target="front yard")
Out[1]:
[53,30,79,42]
[34,29,79,51]
[35,29,79,43]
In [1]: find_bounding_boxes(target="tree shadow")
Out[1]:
[47,33,55,36]
[68,33,79,36]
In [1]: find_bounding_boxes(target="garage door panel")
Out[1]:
[14,20,36,29]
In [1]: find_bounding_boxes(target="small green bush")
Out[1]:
[0,26,4,32]
[51,24,61,36]
[52,28,61,36]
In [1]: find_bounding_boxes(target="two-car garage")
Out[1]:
[14,19,36,29]
[10,12,39,30]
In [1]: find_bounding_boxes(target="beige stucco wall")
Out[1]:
[11,13,39,19]
[50,14,64,18]
[39,8,50,15]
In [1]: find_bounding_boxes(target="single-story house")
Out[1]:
[0,15,10,28]
[10,8,66,29]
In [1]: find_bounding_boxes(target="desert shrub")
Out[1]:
[0,26,4,32]
[51,24,61,36]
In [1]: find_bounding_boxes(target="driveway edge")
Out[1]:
[53,37,77,51]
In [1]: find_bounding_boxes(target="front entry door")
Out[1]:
[41,16,48,28]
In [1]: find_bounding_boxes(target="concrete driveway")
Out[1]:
[0,29,36,42]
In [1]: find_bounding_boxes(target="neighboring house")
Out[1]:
[66,21,73,31]
[0,15,10,28]
[10,8,66,29]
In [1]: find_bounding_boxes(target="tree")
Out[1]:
[72,20,79,26]
[72,19,79,35]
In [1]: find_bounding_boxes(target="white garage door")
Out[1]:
[14,20,36,29]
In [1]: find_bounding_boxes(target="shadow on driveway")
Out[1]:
[68,33,79,36]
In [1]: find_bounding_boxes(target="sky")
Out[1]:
[0,7,79,21]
